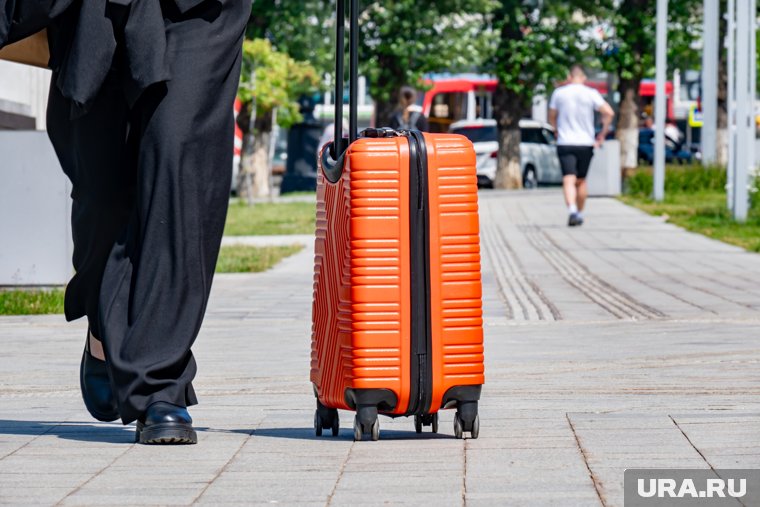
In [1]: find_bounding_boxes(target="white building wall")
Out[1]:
[0,61,51,130]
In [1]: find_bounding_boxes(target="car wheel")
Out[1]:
[523,165,538,189]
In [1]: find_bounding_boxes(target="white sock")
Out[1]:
[578,211,584,218]
[568,204,578,215]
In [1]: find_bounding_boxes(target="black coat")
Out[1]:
[2,0,208,113]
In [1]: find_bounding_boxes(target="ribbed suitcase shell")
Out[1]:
[311,133,484,416]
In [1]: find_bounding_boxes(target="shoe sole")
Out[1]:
[136,422,198,445]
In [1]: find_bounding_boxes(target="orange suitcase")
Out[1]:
[310,0,484,441]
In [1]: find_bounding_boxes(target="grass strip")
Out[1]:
[216,244,304,273]
[621,165,760,253]
[225,201,315,236]
[0,289,65,315]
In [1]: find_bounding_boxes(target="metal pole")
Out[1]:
[654,0,668,202]
[702,0,719,165]
[727,0,735,209]
[750,0,756,181]
[348,0,359,144]
[333,0,345,158]
[733,0,750,221]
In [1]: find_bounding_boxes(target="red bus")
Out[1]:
[420,75,675,132]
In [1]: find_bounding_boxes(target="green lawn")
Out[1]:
[225,201,316,236]
[0,289,64,315]
[0,245,304,315]
[216,244,304,273]
[621,166,760,253]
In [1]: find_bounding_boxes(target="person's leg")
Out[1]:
[97,0,249,425]
[575,147,594,216]
[47,74,133,421]
[46,76,134,341]
[576,178,587,212]
[558,146,580,213]
[563,174,578,208]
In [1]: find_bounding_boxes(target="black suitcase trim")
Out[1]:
[406,130,434,417]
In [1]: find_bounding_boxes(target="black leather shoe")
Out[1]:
[136,402,197,445]
[80,331,119,422]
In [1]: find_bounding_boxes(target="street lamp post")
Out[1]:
[727,0,735,210]
[732,0,755,222]
[702,0,719,166]
[654,0,668,202]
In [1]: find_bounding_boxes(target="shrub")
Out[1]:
[624,165,727,197]
[751,172,760,213]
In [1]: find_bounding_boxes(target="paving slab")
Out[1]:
[1,190,759,506]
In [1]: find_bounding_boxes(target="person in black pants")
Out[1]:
[548,65,614,227]
[38,0,250,444]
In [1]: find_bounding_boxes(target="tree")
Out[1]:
[248,0,335,77]
[358,0,495,126]
[487,1,585,189]
[237,39,321,198]
[578,0,701,173]
[236,1,333,199]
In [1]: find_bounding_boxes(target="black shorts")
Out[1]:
[557,145,594,179]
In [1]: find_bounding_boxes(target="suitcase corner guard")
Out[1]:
[344,388,398,413]
[441,385,482,410]
[320,142,346,184]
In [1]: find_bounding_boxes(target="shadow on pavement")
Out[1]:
[0,420,134,444]
[0,420,457,444]
[245,427,454,441]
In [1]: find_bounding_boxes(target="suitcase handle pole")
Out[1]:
[332,0,345,159]
[332,0,359,159]
[348,0,359,145]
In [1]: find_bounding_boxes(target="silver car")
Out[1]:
[449,119,562,188]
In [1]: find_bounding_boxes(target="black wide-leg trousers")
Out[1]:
[46,0,248,424]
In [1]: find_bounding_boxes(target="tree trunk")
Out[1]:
[251,129,272,197]
[616,76,641,173]
[492,84,527,189]
[238,109,274,200]
[495,128,522,189]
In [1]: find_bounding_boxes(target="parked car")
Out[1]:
[638,128,693,165]
[449,119,562,188]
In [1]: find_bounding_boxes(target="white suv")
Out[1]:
[449,119,562,188]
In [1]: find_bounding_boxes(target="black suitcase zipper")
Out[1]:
[406,131,433,416]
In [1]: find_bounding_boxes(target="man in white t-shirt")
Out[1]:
[548,65,615,227]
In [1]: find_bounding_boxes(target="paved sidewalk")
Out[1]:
[1,190,758,506]
[221,234,313,248]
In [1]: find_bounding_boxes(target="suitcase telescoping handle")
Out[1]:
[331,0,359,159]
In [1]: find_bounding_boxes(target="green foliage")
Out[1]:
[0,290,64,315]
[238,39,321,128]
[247,0,496,124]
[577,0,702,80]
[216,245,304,273]
[358,0,497,109]
[225,200,316,236]
[625,165,728,197]
[751,172,760,212]
[248,0,335,77]
[488,1,585,99]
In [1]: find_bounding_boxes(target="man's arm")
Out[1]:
[596,102,615,147]
[548,108,558,134]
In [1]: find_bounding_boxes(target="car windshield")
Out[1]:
[522,128,547,144]
[451,125,497,143]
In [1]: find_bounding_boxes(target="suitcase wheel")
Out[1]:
[454,402,480,440]
[314,401,340,437]
[353,405,379,442]
[414,413,439,434]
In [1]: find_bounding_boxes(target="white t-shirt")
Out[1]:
[549,83,606,146]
